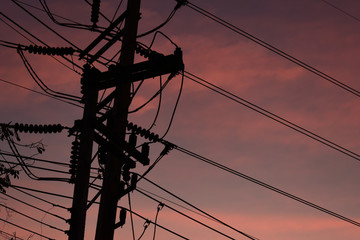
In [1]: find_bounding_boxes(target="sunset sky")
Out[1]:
[1,0,360,239]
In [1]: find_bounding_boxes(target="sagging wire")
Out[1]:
[148,76,162,131]
[0,12,83,74]
[114,206,190,240]
[0,203,66,233]
[142,176,260,240]
[137,0,186,38]
[16,0,105,32]
[148,31,179,49]
[137,142,174,182]
[17,48,82,103]
[1,125,69,182]
[138,219,150,240]
[161,70,184,139]
[153,202,164,240]
[128,75,173,114]
[0,77,83,108]
[135,188,237,240]
[0,217,55,240]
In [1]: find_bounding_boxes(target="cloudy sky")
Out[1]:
[1,0,360,239]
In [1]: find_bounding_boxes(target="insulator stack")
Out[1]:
[91,0,100,26]
[13,123,64,134]
[126,122,160,142]
[69,138,80,183]
[122,160,136,183]
[135,45,163,60]
[24,45,75,56]
[135,45,151,58]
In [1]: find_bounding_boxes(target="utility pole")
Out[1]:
[67,0,183,238]
[95,0,141,239]
[68,66,98,240]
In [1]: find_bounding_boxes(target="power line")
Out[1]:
[0,77,83,108]
[0,230,25,240]
[120,206,190,240]
[173,144,360,228]
[135,188,247,240]
[0,203,66,233]
[1,191,67,221]
[184,1,360,98]
[10,185,70,209]
[0,12,82,73]
[183,71,360,163]
[17,49,82,103]
[142,176,260,240]
[0,217,55,240]
[11,0,82,52]
[319,0,360,23]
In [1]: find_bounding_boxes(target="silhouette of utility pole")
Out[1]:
[68,66,98,239]
[67,0,183,239]
[94,0,141,239]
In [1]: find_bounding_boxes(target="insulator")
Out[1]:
[129,133,137,147]
[130,173,138,190]
[91,0,100,26]
[24,45,74,56]
[69,138,80,181]
[118,208,126,227]
[126,122,161,142]
[127,122,134,130]
[122,170,130,182]
[11,123,64,134]
[139,129,147,137]
[141,143,149,158]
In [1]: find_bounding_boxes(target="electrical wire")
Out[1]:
[152,202,164,240]
[0,217,55,239]
[119,206,189,240]
[0,150,69,167]
[148,76,162,131]
[128,75,173,113]
[319,0,360,23]
[4,133,69,182]
[127,193,136,240]
[172,144,360,228]
[17,48,82,103]
[183,71,360,163]
[135,188,241,240]
[0,203,66,233]
[0,191,67,221]
[142,176,259,240]
[0,12,82,73]
[37,0,105,31]
[161,70,184,138]
[111,0,125,22]
[0,77,83,108]
[0,159,69,176]
[137,1,185,38]
[11,0,82,52]
[0,17,33,43]
[135,186,214,222]
[86,183,191,240]
[185,1,360,98]
[11,185,72,204]
[0,230,25,240]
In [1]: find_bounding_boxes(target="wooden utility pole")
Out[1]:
[68,65,98,240]
[95,0,141,239]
